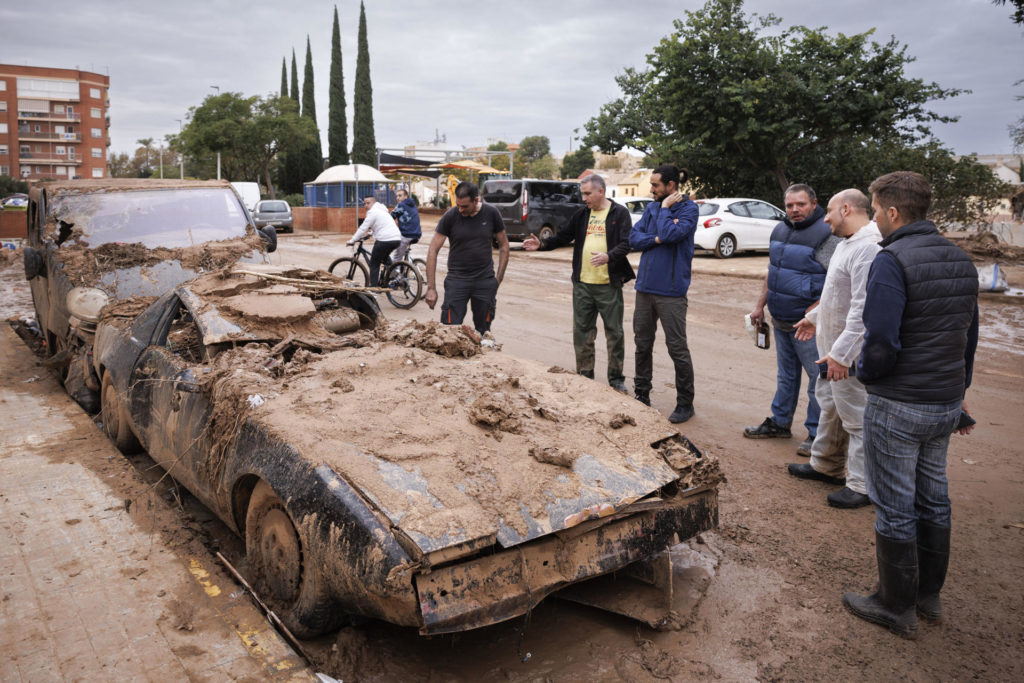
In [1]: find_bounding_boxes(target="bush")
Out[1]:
[0,176,29,195]
[279,193,305,207]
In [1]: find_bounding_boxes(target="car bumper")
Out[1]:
[413,488,717,634]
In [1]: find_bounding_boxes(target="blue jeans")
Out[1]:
[864,394,961,540]
[770,324,820,437]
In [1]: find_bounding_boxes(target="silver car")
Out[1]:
[252,199,293,233]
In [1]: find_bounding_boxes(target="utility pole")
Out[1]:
[175,119,184,179]
[210,86,221,180]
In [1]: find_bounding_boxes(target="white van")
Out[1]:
[230,182,261,213]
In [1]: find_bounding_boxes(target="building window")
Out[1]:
[56,166,67,176]
[33,124,41,133]
[90,107,101,118]
[92,148,102,158]
[20,146,29,155]
[0,123,7,134]
[68,148,75,160]
[90,128,102,138]
[0,101,6,112]
[0,166,8,176]
[91,167,103,178]
[54,104,65,114]
[90,87,101,98]
[56,146,66,155]
[0,144,7,156]
[0,80,6,91]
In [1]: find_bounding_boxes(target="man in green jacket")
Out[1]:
[524,175,634,392]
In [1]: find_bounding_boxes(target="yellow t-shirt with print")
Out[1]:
[580,207,610,285]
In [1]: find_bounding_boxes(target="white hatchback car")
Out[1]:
[612,196,653,226]
[693,197,786,258]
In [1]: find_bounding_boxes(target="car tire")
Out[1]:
[538,226,555,242]
[328,257,370,287]
[245,480,340,639]
[100,372,141,453]
[715,233,737,259]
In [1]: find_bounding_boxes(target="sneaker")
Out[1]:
[609,380,629,394]
[743,417,792,439]
[669,404,695,424]
[796,437,813,457]
[786,463,845,486]
[635,390,651,406]
[827,487,871,509]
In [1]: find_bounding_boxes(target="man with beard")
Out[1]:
[628,164,699,423]
[745,185,841,454]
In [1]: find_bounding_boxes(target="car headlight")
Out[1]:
[66,287,110,324]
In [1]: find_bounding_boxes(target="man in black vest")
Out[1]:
[843,172,979,638]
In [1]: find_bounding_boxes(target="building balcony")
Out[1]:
[18,152,82,165]
[17,111,81,122]
[16,131,82,142]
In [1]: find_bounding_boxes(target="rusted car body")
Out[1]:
[92,266,719,638]
[22,179,273,411]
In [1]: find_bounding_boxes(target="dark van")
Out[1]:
[481,179,584,242]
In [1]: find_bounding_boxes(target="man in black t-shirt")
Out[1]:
[425,181,510,335]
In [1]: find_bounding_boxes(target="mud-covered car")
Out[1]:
[22,179,277,411]
[90,265,720,638]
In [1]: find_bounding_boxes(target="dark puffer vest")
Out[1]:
[864,221,978,403]
[766,207,832,323]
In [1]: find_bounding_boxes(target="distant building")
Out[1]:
[0,64,110,181]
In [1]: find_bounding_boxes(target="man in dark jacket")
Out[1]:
[745,184,840,455]
[843,171,978,638]
[390,188,422,262]
[628,165,699,423]
[524,175,633,392]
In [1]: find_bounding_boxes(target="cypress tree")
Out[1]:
[351,1,376,166]
[280,58,287,97]
[297,37,324,181]
[290,49,300,105]
[328,5,349,166]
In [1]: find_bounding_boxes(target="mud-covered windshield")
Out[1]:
[48,187,249,248]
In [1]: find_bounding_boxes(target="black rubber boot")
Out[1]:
[843,532,919,638]
[635,390,651,406]
[917,521,950,622]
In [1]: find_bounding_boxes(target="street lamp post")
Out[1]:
[175,119,184,179]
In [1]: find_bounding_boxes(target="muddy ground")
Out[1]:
[3,233,1022,681]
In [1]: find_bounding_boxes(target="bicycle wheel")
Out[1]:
[384,261,423,309]
[328,256,369,287]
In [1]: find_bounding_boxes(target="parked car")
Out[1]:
[692,197,786,258]
[91,266,719,638]
[1,193,29,208]
[613,196,653,226]
[481,179,584,242]
[252,199,294,233]
[22,179,275,411]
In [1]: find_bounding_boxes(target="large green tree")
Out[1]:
[180,92,314,196]
[561,148,595,179]
[298,36,324,179]
[515,135,557,178]
[584,0,963,195]
[328,5,349,166]
[290,50,300,104]
[351,1,377,166]
[993,0,1024,24]
[280,58,288,98]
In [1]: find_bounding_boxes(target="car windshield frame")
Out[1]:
[47,187,250,249]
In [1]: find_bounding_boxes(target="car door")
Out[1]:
[131,295,217,501]
[739,200,786,250]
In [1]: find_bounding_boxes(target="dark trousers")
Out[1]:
[572,281,625,384]
[369,240,400,287]
[441,275,498,334]
[633,291,694,407]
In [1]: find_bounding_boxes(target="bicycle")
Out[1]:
[328,239,424,309]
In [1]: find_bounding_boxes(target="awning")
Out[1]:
[430,159,509,174]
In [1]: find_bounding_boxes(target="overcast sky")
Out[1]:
[2,0,1022,162]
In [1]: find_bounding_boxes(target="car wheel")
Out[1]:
[100,372,141,453]
[715,233,737,259]
[538,226,555,242]
[245,480,339,638]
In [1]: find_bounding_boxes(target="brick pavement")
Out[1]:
[0,326,314,682]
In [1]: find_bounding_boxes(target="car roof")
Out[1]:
[29,178,234,201]
[695,197,773,204]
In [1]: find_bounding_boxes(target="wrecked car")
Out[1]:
[22,179,277,411]
[92,265,720,638]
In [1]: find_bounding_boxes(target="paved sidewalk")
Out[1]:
[0,326,313,681]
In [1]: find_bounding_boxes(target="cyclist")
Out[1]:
[347,196,402,286]
[390,189,421,262]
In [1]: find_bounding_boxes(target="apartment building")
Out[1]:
[0,64,110,181]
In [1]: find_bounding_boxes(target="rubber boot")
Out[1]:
[843,532,919,638]
[917,521,950,622]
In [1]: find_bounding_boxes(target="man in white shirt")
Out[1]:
[347,196,403,286]
[787,189,882,508]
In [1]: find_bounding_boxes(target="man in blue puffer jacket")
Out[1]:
[390,188,422,262]
[629,164,699,423]
[745,184,840,455]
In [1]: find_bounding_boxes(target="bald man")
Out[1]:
[787,189,881,508]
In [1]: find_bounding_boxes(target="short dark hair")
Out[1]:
[869,172,931,222]
[454,181,479,201]
[652,164,688,189]
[784,184,817,202]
